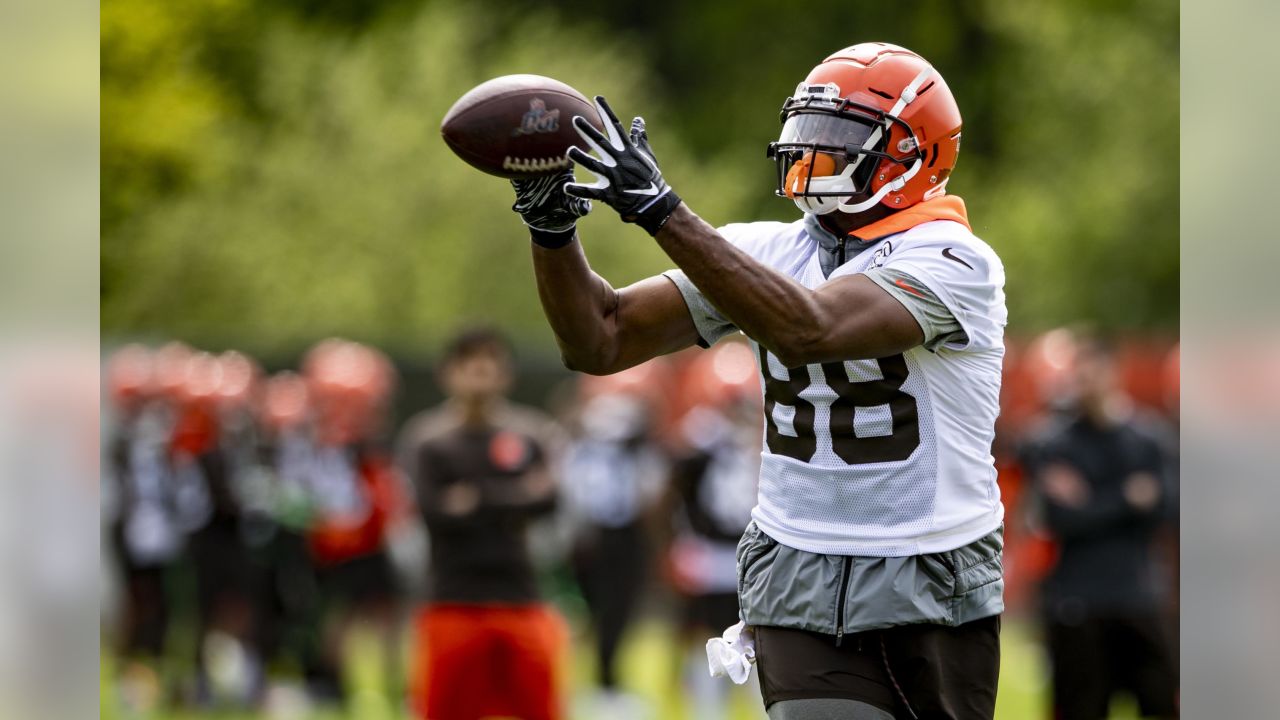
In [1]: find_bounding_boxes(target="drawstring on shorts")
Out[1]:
[879,633,919,720]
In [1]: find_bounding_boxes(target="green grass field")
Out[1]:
[102,617,1140,719]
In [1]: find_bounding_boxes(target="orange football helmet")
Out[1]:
[768,42,962,215]
[304,338,397,444]
[106,343,156,408]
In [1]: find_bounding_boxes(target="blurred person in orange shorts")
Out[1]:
[398,328,566,720]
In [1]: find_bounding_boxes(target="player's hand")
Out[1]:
[440,482,481,516]
[565,95,683,235]
[511,167,591,246]
[1041,463,1090,508]
[1122,472,1161,512]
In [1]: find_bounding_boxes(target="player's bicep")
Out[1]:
[809,274,925,361]
[606,275,701,372]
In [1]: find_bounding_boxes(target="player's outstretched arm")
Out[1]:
[563,96,922,366]
[530,241,699,374]
[509,169,699,374]
[657,205,923,365]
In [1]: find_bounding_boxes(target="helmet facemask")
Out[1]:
[767,82,926,216]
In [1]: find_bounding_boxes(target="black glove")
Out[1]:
[511,167,592,248]
[564,96,682,236]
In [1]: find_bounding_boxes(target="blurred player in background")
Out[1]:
[510,42,1006,719]
[166,349,270,708]
[560,364,667,714]
[299,340,406,708]
[398,328,566,720]
[104,345,179,708]
[1023,334,1179,720]
[663,341,765,720]
[250,371,328,705]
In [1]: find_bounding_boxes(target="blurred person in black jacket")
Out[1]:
[397,328,566,720]
[1024,334,1178,720]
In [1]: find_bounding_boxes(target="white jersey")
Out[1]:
[664,212,1007,556]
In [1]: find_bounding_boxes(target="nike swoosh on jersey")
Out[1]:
[942,247,974,270]
[623,183,661,196]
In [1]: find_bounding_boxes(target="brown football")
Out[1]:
[441,75,602,179]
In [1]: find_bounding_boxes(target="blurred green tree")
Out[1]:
[102,1,755,357]
[101,0,1178,358]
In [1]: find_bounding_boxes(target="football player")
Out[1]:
[560,366,668,710]
[509,42,1007,720]
[663,341,765,720]
[104,344,178,703]
[299,340,405,707]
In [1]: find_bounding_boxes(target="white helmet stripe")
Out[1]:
[890,65,934,116]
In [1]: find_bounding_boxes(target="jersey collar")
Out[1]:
[804,195,970,278]
[846,195,970,243]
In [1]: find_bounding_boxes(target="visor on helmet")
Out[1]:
[770,112,882,206]
[778,112,877,150]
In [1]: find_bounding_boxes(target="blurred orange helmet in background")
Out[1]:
[215,350,262,412]
[168,351,223,455]
[153,341,196,401]
[303,338,397,443]
[259,371,310,432]
[106,343,156,407]
[176,351,224,409]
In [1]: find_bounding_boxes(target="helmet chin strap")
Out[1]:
[835,156,922,214]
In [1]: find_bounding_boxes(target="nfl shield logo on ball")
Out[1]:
[512,98,560,136]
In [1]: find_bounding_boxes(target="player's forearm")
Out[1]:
[1044,493,1136,540]
[476,471,557,516]
[531,237,622,374]
[655,205,829,366]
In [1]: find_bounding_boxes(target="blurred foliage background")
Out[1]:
[102,0,1178,360]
